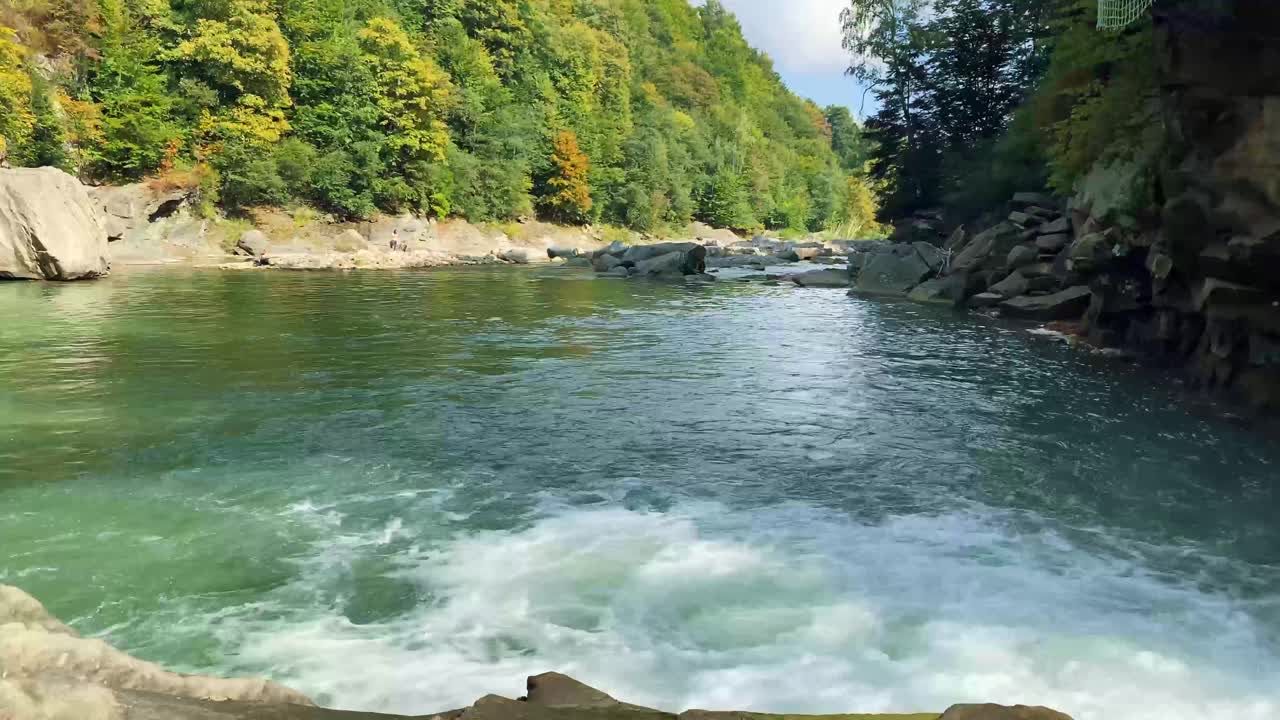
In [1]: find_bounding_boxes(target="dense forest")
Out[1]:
[843,0,1156,224]
[0,0,880,235]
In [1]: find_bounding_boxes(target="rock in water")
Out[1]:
[0,167,109,280]
[790,268,850,288]
[854,244,936,296]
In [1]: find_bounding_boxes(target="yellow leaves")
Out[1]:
[0,25,34,158]
[545,129,592,222]
[358,17,452,163]
[197,94,289,148]
[671,110,696,133]
[173,0,291,106]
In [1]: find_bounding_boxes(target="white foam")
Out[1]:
[216,506,1280,720]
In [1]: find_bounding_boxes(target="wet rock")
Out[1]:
[1067,232,1115,273]
[593,253,624,273]
[968,292,1004,308]
[498,247,536,264]
[790,268,851,288]
[1000,286,1092,321]
[907,275,967,306]
[631,246,707,278]
[854,244,935,296]
[0,167,109,280]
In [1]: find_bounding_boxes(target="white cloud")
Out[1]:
[692,0,851,75]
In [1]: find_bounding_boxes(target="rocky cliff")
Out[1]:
[0,585,1073,720]
[854,0,1280,413]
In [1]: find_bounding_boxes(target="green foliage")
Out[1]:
[2,0,875,232]
[1032,0,1155,193]
[0,26,35,161]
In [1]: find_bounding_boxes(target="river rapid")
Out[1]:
[1,267,1278,719]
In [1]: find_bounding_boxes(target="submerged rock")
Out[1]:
[0,167,110,280]
[790,268,851,288]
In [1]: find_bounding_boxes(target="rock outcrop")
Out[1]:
[0,167,109,280]
[591,242,710,280]
[0,585,1076,720]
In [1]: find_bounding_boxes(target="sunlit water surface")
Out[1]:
[1,267,1278,719]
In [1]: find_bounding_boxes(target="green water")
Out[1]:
[1,267,1278,719]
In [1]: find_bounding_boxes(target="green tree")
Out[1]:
[0,26,34,162]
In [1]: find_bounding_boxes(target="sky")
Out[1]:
[690,0,876,118]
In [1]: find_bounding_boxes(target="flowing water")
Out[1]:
[2,267,1279,719]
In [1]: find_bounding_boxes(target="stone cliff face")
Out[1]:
[0,585,1074,720]
[1081,0,1280,409]
[860,1,1280,413]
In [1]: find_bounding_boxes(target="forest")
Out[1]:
[0,0,882,235]
[843,0,1156,225]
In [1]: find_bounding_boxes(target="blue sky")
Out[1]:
[691,0,875,118]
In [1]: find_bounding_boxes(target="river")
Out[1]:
[1,267,1278,719]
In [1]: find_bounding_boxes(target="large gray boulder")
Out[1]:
[949,222,1023,276]
[854,244,936,296]
[0,167,109,280]
[631,245,707,277]
[622,242,701,264]
[907,274,967,306]
[1000,286,1092,320]
[238,229,271,258]
[789,268,849,288]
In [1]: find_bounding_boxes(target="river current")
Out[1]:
[1,267,1278,719]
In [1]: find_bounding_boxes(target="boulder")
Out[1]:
[907,274,967,305]
[950,222,1023,276]
[1007,244,1038,271]
[238,230,271,258]
[622,242,702,264]
[1000,285,1092,320]
[0,167,109,280]
[855,244,935,296]
[989,271,1030,299]
[631,246,707,277]
[547,246,583,260]
[1067,232,1115,273]
[707,255,772,269]
[790,268,850,288]
[498,247,535,264]
[591,241,628,258]
[944,226,968,251]
[1036,234,1071,253]
[1037,216,1071,236]
[913,241,946,274]
[593,253,624,273]
[968,292,1004,308]
[91,182,191,242]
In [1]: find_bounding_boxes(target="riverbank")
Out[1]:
[0,584,1067,720]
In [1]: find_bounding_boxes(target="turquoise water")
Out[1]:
[1,267,1278,719]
